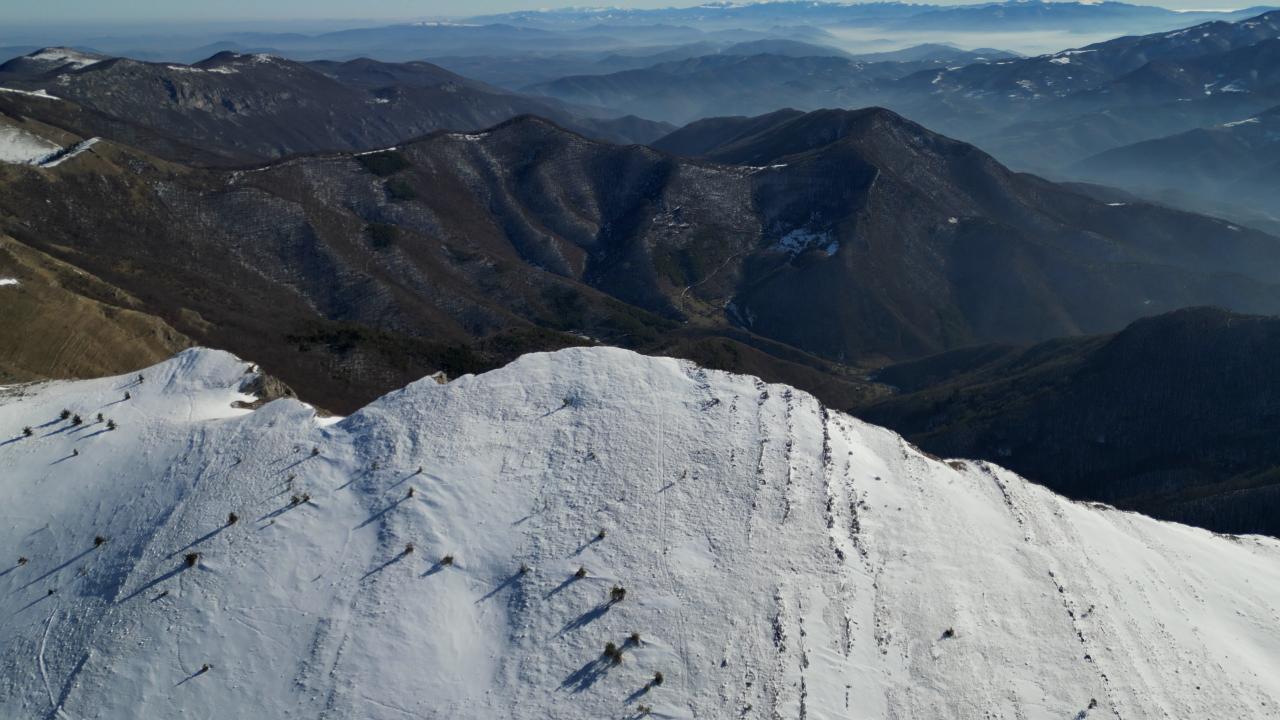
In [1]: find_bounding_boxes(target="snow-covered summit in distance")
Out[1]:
[1,347,1278,718]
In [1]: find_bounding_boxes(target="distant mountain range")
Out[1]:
[473,1,1275,34]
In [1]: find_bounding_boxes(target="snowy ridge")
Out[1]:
[1,347,1278,718]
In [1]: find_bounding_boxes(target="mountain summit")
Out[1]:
[1,347,1278,717]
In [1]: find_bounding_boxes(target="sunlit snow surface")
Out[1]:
[1,347,1278,719]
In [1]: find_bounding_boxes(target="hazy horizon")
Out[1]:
[0,0,1256,26]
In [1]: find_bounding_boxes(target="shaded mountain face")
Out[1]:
[3,347,1280,718]
[4,107,1280,415]
[1068,105,1280,231]
[0,50,672,163]
[863,307,1280,536]
[524,52,1005,125]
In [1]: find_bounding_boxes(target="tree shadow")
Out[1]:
[0,563,21,579]
[174,665,210,687]
[168,526,228,558]
[0,436,24,447]
[78,428,113,441]
[354,497,405,530]
[558,601,612,635]
[571,535,602,557]
[14,591,54,615]
[36,418,62,429]
[360,552,409,581]
[280,454,316,473]
[19,546,95,591]
[99,397,127,408]
[49,452,78,465]
[477,570,524,603]
[624,683,653,704]
[559,655,612,693]
[43,652,88,720]
[386,471,422,490]
[337,467,377,491]
[43,425,73,438]
[543,573,583,600]
[421,561,449,577]
[257,499,308,523]
[117,564,189,604]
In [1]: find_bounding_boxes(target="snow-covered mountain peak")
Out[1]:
[2,346,1279,718]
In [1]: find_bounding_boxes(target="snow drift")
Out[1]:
[1,347,1278,719]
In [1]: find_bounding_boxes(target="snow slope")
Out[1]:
[0,125,60,165]
[1,347,1278,719]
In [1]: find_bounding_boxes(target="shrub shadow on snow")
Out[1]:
[558,655,613,693]
[421,560,450,577]
[571,535,603,557]
[77,428,113,441]
[558,601,612,635]
[44,651,88,719]
[543,573,584,600]
[360,552,408,581]
[477,570,523,603]
[15,591,55,615]
[174,664,210,687]
[624,683,652,704]
[116,563,190,604]
[168,526,228,559]
[18,546,96,591]
[354,497,407,530]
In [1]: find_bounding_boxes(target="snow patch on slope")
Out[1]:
[1,347,1278,719]
[0,125,61,165]
[0,87,60,101]
[775,228,839,256]
[28,49,102,70]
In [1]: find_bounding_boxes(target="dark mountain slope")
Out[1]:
[4,109,1280,412]
[0,50,671,163]
[863,307,1280,536]
[648,108,806,156]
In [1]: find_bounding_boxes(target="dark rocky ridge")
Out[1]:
[863,307,1280,537]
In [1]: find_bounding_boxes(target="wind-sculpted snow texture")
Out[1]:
[1,347,1278,718]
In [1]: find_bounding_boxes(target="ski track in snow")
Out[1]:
[0,347,1279,718]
